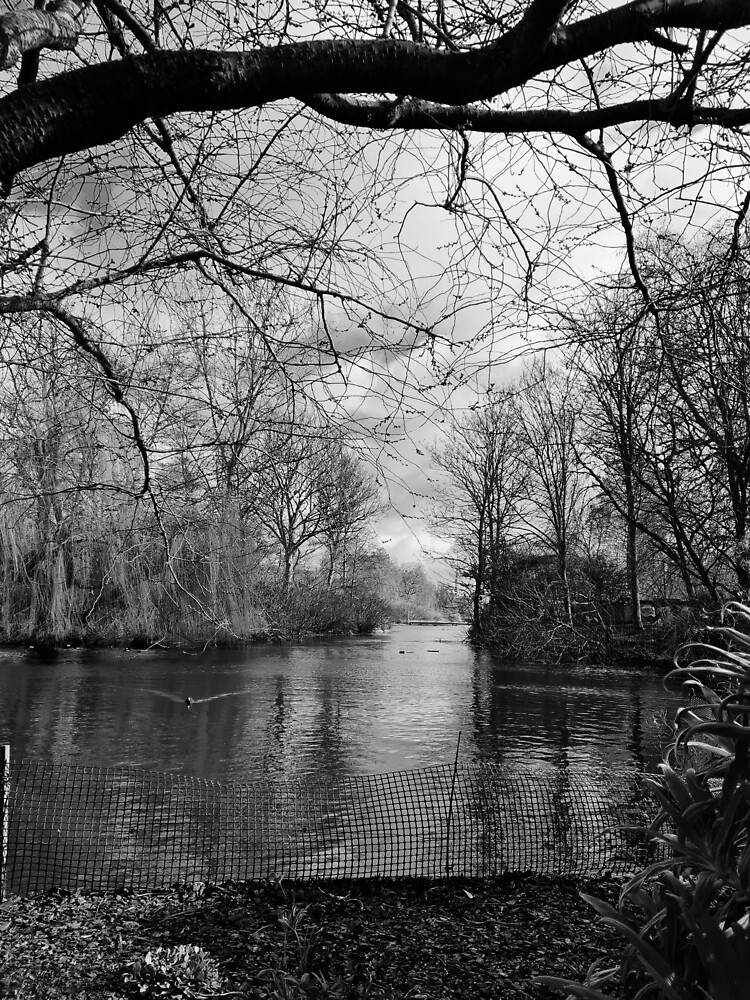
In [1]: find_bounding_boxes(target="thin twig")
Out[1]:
[382,0,398,38]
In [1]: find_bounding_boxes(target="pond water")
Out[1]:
[0,624,680,783]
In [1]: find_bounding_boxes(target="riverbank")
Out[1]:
[0,624,400,653]
[0,874,623,999]
[472,615,706,668]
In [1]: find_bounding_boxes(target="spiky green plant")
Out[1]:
[536,601,750,1000]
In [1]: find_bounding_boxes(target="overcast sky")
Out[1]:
[333,104,750,577]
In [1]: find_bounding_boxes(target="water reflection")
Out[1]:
[0,627,680,782]
[468,654,669,777]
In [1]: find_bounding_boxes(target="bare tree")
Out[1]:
[432,394,528,632]
[563,229,750,605]
[516,362,589,626]
[646,233,750,599]
[0,320,165,640]
[248,420,332,591]
[396,562,435,621]
[316,443,382,590]
[563,291,655,627]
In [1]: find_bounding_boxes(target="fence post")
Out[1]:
[0,744,8,903]
[445,732,461,876]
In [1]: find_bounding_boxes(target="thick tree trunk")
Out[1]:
[472,513,486,633]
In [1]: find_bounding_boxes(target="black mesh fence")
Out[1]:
[4,759,660,897]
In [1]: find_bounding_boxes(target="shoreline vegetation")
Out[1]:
[470,611,708,668]
[0,615,699,668]
[0,608,702,669]
[0,587,400,650]
[0,523,464,650]
[0,614,469,654]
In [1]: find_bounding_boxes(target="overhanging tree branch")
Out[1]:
[0,0,749,177]
[303,93,750,133]
[0,247,433,336]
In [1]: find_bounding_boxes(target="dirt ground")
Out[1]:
[0,874,624,998]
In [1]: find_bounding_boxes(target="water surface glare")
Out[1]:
[0,625,680,782]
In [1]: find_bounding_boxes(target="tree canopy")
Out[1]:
[3,2,749,340]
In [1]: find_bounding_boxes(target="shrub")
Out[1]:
[536,601,750,1000]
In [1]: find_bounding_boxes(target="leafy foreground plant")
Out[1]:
[259,899,380,999]
[536,601,750,1000]
[125,943,223,997]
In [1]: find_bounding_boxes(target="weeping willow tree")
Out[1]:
[0,307,388,643]
[0,311,267,642]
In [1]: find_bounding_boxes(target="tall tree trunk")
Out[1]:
[734,529,750,598]
[472,571,482,632]
[282,549,295,593]
[558,547,573,626]
[473,513,486,632]
[626,516,643,630]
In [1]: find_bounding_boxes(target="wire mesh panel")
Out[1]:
[4,759,659,897]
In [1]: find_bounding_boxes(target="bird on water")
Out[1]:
[144,688,252,709]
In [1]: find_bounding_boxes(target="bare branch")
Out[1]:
[516,0,572,52]
[646,28,690,53]
[304,91,750,135]
[729,189,750,263]
[0,248,432,336]
[95,0,156,51]
[40,302,152,495]
[382,0,399,39]
[575,133,654,316]
[396,0,458,49]
[445,129,469,211]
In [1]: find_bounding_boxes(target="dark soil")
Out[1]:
[0,874,624,999]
